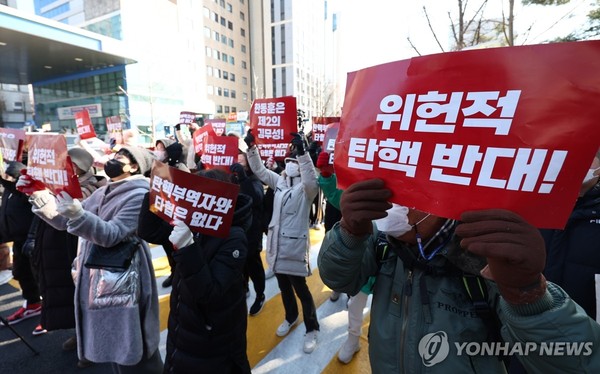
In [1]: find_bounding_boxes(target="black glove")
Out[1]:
[175,123,181,131]
[290,132,305,155]
[340,179,392,236]
[244,129,255,148]
[230,163,247,182]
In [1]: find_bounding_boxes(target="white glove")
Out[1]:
[16,175,31,189]
[56,191,85,220]
[169,220,194,250]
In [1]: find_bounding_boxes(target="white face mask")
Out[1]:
[154,150,167,161]
[374,203,412,237]
[583,167,600,184]
[285,162,300,177]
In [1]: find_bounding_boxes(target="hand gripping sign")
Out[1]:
[74,109,97,140]
[25,134,83,198]
[249,96,298,161]
[334,40,600,229]
[149,160,240,238]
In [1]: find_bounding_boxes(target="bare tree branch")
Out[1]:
[406,36,422,56]
[423,6,446,52]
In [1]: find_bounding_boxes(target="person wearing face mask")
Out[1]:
[155,138,190,173]
[23,146,163,373]
[319,178,600,373]
[0,161,40,326]
[17,148,106,366]
[243,129,322,354]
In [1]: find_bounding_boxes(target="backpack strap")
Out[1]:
[462,273,508,367]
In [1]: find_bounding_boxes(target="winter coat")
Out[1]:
[164,193,253,374]
[0,180,34,244]
[31,172,107,331]
[543,181,600,318]
[247,147,319,277]
[318,222,600,373]
[238,173,264,253]
[31,175,160,366]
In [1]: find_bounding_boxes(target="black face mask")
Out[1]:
[104,159,126,178]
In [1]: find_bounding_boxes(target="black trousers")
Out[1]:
[11,240,41,305]
[110,349,163,374]
[275,273,319,332]
[244,243,265,296]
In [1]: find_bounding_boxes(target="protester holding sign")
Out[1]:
[25,146,162,372]
[163,168,253,373]
[18,147,107,366]
[318,177,600,373]
[244,130,321,354]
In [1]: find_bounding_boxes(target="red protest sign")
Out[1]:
[26,134,82,198]
[335,41,600,229]
[321,122,340,166]
[0,128,26,162]
[149,160,240,238]
[106,116,123,145]
[74,109,96,140]
[312,117,340,145]
[178,111,196,125]
[200,135,239,171]
[205,119,227,136]
[192,124,217,156]
[249,96,297,161]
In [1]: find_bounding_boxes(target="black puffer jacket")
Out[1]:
[164,193,252,374]
[0,180,33,243]
[543,181,600,318]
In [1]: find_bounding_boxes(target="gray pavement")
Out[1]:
[0,281,112,373]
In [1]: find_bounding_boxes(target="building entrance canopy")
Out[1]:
[0,5,135,85]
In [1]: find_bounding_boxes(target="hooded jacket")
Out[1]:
[164,193,252,374]
[31,175,159,366]
[247,146,319,276]
[318,222,600,373]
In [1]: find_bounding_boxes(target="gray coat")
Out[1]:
[31,175,159,366]
[247,146,318,276]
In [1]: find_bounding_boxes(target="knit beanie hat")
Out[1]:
[5,161,26,178]
[68,147,94,173]
[119,146,156,175]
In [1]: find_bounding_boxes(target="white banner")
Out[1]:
[57,104,103,120]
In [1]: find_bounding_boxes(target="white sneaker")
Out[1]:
[276,317,298,337]
[265,268,275,279]
[0,270,13,285]
[338,334,360,364]
[303,331,318,354]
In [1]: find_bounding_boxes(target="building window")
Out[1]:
[231,90,236,98]
[224,88,230,97]
[242,93,248,101]
[206,47,212,57]
[215,68,221,78]
[227,3,233,12]
[225,106,230,113]
[223,71,229,80]
[212,11,218,22]
[229,56,235,65]
[229,39,234,48]
[240,28,245,37]
[221,35,227,44]
[13,101,23,112]
[220,0,225,7]
[214,31,219,41]
[217,87,223,96]
[242,77,248,85]
[240,11,245,21]
[232,106,237,112]
[230,73,235,82]
[222,53,228,62]
[204,27,211,38]
[228,21,233,30]
[203,7,210,18]
[220,16,226,26]
[214,50,220,59]
[241,61,247,69]
[239,0,244,3]
[241,44,246,53]
[217,105,223,113]
[207,66,213,76]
